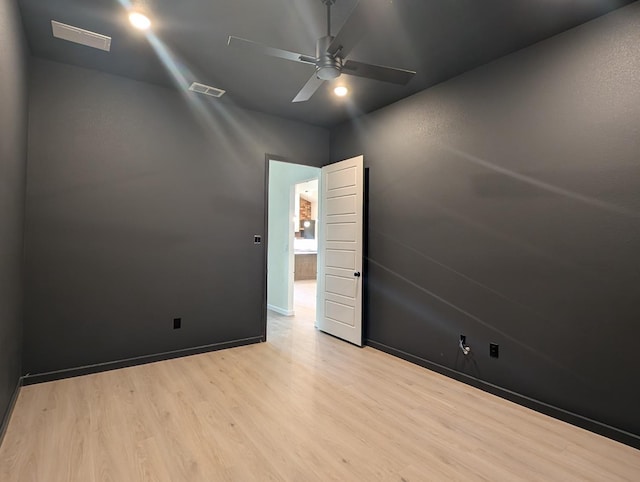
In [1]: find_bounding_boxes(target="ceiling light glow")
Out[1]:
[129,12,151,30]
[334,86,348,97]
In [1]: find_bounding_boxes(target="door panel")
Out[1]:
[326,274,356,298]
[327,166,357,190]
[326,195,357,215]
[325,300,355,326]
[326,250,355,269]
[317,155,363,346]
[326,223,357,242]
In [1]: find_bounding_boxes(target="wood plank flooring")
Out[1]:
[1,280,638,481]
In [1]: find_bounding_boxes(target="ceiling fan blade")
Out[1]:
[227,36,316,65]
[292,74,325,103]
[342,59,415,85]
[326,0,386,58]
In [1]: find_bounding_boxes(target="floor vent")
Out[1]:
[51,20,111,52]
[188,82,226,98]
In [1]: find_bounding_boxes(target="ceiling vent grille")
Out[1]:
[188,82,226,98]
[51,20,111,51]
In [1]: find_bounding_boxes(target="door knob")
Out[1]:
[354,272,361,277]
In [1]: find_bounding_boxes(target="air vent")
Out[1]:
[188,82,226,98]
[51,20,111,52]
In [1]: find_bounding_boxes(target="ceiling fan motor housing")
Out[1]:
[316,35,342,80]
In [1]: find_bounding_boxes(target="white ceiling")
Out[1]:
[296,179,318,204]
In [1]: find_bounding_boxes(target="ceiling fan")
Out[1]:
[227,0,416,102]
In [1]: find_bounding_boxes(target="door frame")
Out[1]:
[262,153,323,342]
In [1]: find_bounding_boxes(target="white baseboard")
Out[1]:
[267,304,295,316]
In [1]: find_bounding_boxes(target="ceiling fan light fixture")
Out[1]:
[334,85,348,97]
[317,66,341,80]
[129,11,151,30]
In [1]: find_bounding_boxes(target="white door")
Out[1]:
[316,155,364,346]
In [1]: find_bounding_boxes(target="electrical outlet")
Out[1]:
[490,343,499,358]
[173,318,182,329]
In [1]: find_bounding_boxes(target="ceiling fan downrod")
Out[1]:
[318,0,341,80]
[324,0,335,37]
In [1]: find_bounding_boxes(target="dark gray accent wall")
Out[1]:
[331,2,640,440]
[24,58,328,375]
[0,0,28,431]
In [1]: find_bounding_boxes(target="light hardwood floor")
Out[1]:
[1,280,638,481]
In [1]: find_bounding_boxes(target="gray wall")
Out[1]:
[23,58,328,375]
[0,0,28,429]
[331,2,640,438]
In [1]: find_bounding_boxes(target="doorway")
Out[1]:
[266,159,320,332]
[292,178,319,316]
